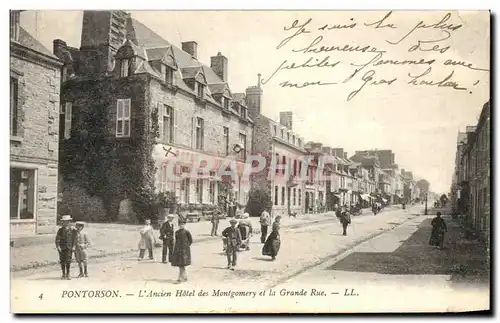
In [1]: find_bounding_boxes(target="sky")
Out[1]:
[19,10,490,194]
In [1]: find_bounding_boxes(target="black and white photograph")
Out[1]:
[8,8,490,313]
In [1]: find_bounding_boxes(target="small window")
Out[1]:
[223,97,230,109]
[287,132,290,142]
[161,65,174,84]
[196,179,203,203]
[281,187,285,205]
[281,129,284,139]
[239,133,247,161]
[240,106,247,119]
[273,125,277,137]
[163,105,174,143]
[196,82,204,98]
[274,186,279,205]
[209,181,216,204]
[298,189,302,206]
[195,117,204,150]
[116,99,131,137]
[120,59,132,77]
[61,66,68,83]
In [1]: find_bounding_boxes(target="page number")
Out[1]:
[38,293,43,300]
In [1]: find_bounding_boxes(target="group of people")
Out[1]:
[55,215,91,280]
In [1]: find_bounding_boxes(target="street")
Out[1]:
[11,206,489,313]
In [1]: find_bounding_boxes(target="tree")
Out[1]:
[417,179,430,200]
[245,187,273,217]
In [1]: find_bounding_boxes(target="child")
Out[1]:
[74,221,91,277]
[138,219,156,261]
[55,215,76,280]
[172,220,193,282]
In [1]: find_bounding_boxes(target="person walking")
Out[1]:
[429,212,448,249]
[262,215,281,260]
[74,221,91,278]
[172,220,193,282]
[222,218,242,270]
[159,214,175,264]
[339,206,351,236]
[260,209,271,243]
[138,219,156,261]
[238,213,253,250]
[55,215,76,280]
[210,208,220,236]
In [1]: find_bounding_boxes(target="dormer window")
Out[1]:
[240,106,247,119]
[223,97,230,109]
[120,58,132,77]
[292,135,296,145]
[196,82,204,98]
[161,64,174,85]
[281,129,284,139]
[287,132,290,142]
[297,138,302,146]
[273,125,277,137]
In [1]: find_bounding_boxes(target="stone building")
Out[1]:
[10,10,62,235]
[247,87,308,217]
[54,10,253,222]
[459,101,490,242]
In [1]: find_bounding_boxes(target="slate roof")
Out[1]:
[18,27,58,59]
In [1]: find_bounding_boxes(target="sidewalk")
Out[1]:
[10,212,337,272]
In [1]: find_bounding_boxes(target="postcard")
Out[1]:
[10,9,490,313]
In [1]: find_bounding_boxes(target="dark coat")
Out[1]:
[160,221,175,242]
[262,221,281,257]
[222,226,242,250]
[429,217,447,246]
[171,228,192,267]
[55,227,76,251]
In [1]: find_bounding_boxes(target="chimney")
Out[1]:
[343,152,348,159]
[245,74,263,120]
[210,52,228,82]
[322,146,332,155]
[332,148,344,158]
[53,39,67,59]
[279,112,293,130]
[10,10,20,42]
[80,10,129,76]
[182,41,198,59]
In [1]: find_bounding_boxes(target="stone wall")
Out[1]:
[10,50,61,235]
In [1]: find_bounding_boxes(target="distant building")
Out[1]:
[10,10,63,235]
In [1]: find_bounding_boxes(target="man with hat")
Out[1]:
[222,218,242,270]
[55,215,76,280]
[159,214,175,264]
[74,221,91,277]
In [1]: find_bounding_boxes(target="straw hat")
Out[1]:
[60,215,72,221]
[75,221,85,226]
[167,214,175,218]
[229,218,238,224]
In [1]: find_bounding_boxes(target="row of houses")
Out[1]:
[450,100,490,243]
[9,10,427,236]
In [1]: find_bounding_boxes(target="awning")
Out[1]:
[334,194,341,198]
[360,194,371,201]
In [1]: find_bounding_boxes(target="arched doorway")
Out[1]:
[305,192,310,214]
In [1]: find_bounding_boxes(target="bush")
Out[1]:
[245,187,273,217]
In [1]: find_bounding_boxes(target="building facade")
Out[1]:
[250,103,308,217]
[55,10,253,222]
[457,101,490,242]
[10,10,62,235]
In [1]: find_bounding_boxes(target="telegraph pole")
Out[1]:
[424,191,428,215]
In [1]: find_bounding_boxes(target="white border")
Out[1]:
[1,1,496,322]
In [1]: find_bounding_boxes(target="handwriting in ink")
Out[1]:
[347,70,397,101]
[408,30,451,54]
[261,56,340,85]
[292,36,386,55]
[387,13,462,45]
[443,59,489,72]
[277,19,312,50]
[318,18,357,30]
[279,80,338,89]
[407,67,468,91]
[364,11,397,29]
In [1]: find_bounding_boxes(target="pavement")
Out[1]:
[12,206,427,313]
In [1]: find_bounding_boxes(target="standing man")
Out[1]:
[339,206,351,236]
[210,208,220,236]
[260,208,271,243]
[160,214,175,264]
[222,218,242,270]
[55,215,76,280]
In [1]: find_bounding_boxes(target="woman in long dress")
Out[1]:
[171,220,193,282]
[138,219,156,261]
[262,216,281,260]
[429,212,447,249]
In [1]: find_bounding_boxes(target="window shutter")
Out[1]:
[64,102,72,139]
[173,107,179,144]
[157,102,163,142]
[191,117,196,148]
[124,99,131,137]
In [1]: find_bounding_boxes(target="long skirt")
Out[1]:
[262,232,281,257]
[429,229,444,247]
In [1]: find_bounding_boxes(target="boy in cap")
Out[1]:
[222,218,242,270]
[74,221,91,277]
[55,215,76,280]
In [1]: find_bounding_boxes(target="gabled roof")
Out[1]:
[208,83,228,95]
[18,27,58,59]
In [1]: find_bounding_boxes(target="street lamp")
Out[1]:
[424,191,428,215]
